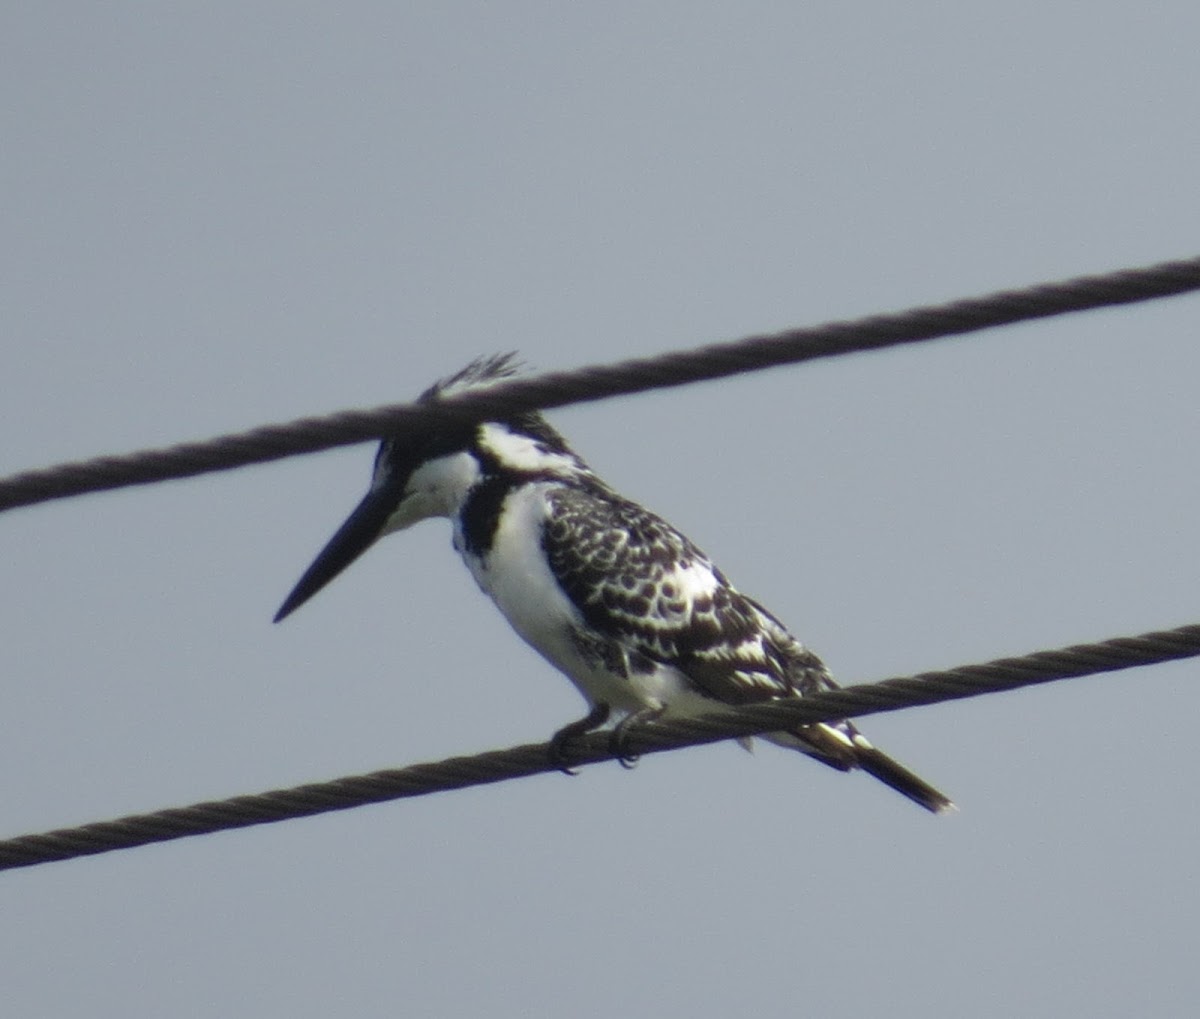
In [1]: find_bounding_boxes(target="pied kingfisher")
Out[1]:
[275,354,953,813]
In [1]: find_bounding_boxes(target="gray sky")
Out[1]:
[3,4,1199,1016]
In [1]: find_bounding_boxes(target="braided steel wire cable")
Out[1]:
[2,621,1197,872]
[1,255,1198,514]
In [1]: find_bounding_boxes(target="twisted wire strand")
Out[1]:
[2,255,1198,514]
[3,621,1196,872]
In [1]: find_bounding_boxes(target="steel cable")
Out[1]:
[2,621,1196,872]
[2,255,1198,514]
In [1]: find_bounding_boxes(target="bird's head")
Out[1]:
[273,354,583,622]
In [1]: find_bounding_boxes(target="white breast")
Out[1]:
[457,483,576,652]
[453,482,671,713]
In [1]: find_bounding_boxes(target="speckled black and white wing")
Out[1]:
[541,482,833,705]
[541,481,955,813]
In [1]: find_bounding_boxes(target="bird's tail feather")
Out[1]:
[772,722,955,815]
[847,742,956,814]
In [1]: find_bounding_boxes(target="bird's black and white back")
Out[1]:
[276,354,954,814]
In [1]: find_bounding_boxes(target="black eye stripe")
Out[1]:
[375,426,477,486]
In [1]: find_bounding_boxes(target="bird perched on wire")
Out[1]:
[275,354,953,813]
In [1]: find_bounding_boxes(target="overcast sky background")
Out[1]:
[3,4,1200,1017]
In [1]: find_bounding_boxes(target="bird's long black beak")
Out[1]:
[274,486,400,623]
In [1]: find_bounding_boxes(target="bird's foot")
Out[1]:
[609,705,667,769]
[548,703,611,775]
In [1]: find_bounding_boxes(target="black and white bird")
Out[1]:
[275,354,953,813]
